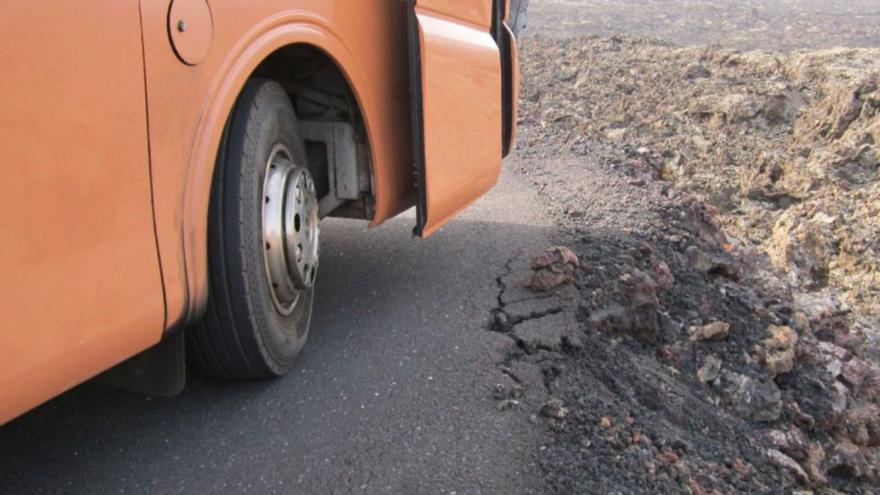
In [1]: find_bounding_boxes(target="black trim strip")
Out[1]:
[407,0,428,237]
[493,0,514,157]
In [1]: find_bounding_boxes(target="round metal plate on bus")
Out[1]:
[168,0,213,66]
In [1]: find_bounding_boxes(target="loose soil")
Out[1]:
[490,2,880,493]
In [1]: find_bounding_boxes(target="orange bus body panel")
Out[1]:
[412,0,503,236]
[0,1,166,423]
[139,1,414,327]
[1,0,513,424]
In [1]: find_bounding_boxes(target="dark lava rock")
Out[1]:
[724,372,783,422]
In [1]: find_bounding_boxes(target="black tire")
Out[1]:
[189,79,314,379]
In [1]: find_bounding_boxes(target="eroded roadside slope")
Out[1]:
[484,36,880,493]
[518,36,880,327]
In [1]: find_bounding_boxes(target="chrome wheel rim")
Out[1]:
[262,144,320,316]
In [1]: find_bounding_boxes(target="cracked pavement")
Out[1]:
[0,159,559,494]
[484,256,584,418]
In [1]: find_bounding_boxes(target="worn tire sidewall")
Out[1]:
[224,80,313,375]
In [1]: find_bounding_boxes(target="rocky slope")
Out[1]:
[517,35,880,329]
[489,35,880,493]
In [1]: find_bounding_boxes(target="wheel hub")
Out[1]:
[262,144,320,315]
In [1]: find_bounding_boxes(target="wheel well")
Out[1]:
[251,44,374,220]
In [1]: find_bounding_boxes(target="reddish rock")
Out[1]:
[650,256,676,289]
[529,269,575,292]
[660,450,680,464]
[732,457,753,479]
[841,357,871,392]
[528,246,580,292]
[531,246,579,270]
[656,345,674,363]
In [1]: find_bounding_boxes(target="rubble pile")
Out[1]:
[494,35,880,492]
[496,209,879,492]
[516,36,880,325]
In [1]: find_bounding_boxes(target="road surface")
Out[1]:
[0,162,554,494]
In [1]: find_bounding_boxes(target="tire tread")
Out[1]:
[188,80,310,380]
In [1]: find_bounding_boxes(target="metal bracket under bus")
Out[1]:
[299,121,371,218]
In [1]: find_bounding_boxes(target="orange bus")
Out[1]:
[0,0,524,424]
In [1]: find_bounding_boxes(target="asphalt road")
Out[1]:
[0,162,555,494]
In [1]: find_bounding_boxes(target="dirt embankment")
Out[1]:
[518,35,880,328]
[487,34,880,493]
